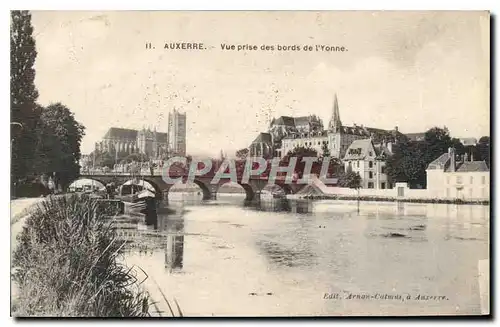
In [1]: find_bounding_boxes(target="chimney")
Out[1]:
[449,147,456,172]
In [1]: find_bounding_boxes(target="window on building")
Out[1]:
[482,176,486,185]
[381,182,386,189]
[369,151,373,156]
[446,188,450,198]
[368,182,374,189]
[447,176,450,184]
[369,172,373,179]
[456,176,462,184]
[369,161,373,168]
[469,188,473,198]
[470,176,473,184]
[381,166,386,174]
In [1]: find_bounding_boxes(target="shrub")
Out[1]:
[12,194,150,317]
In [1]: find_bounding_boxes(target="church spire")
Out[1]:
[328,93,342,132]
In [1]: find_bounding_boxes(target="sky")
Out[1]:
[31,11,490,156]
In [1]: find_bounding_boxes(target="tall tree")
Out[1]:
[477,136,490,166]
[386,138,428,188]
[423,126,453,163]
[11,10,41,185]
[33,103,85,191]
[320,142,331,158]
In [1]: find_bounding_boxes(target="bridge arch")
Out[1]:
[217,181,254,201]
[192,179,213,200]
[238,183,256,201]
[132,178,164,198]
[262,183,292,196]
[68,178,106,192]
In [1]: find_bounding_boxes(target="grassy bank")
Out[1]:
[11,194,151,317]
[300,194,489,205]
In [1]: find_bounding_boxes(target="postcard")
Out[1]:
[10,10,490,317]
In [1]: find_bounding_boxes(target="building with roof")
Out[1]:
[254,93,402,159]
[95,126,169,159]
[426,147,489,200]
[342,138,393,189]
[249,132,274,158]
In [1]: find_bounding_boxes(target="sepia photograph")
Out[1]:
[9,10,490,317]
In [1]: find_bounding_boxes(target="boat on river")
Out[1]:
[117,183,159,229]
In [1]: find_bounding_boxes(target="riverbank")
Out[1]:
[11,195,151,317]
[289,194,489,205]
[10,197,46,225]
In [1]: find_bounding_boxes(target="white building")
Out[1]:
[342,138,393,189]
[275,94,402,159]
[426,148,489,201]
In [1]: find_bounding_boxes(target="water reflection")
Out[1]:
[118,194,489,316]
[160,213,185,271]
[244,198,312,214]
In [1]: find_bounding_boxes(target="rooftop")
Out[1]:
[251,132,272,144]
[343,139,374,161]
[103,127,168,142]
[445,160,489,173]
[427,151,489,172]
[427,153,451,170]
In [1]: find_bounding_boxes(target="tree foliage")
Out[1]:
[235,148,249,160]
[278,146,318,178]
[94,152,115,169]
[386,140,428,187]
[11,10,41,183]
[477,136,490,167]
[320,142,331,159]
[284,146,318,159]
[338,171,362,189]
[33,103,85,190]
[385,126,481,188]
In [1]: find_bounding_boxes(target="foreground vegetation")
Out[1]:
[12,194,150,317]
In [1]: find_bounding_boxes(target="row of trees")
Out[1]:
[386,127,490,188]
[234,127,490,190]
[11,11,85,194]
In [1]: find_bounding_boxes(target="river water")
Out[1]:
[121,193,489,317]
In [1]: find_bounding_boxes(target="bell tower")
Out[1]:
[328,93,342,133]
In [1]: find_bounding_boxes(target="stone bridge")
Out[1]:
[75,173,306,202]
[75,158,336,202]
